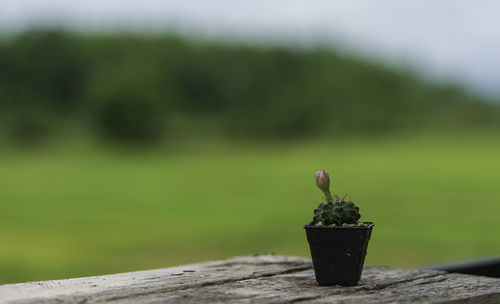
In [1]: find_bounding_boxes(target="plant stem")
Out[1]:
[323,190,333,202]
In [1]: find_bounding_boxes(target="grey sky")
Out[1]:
[1,0,499,98]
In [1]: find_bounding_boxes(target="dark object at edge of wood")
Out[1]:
[424,256,500,278]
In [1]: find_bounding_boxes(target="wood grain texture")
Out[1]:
[1,255,499,304]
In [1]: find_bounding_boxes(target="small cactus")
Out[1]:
[313,200,360,225]
[312,170,361,225]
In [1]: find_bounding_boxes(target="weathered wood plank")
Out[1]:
[0,255,499,304]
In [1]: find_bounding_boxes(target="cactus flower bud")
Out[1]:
[315,170,330,191]
[315,169,333,202]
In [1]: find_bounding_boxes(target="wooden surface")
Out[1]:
[1,255,499,304]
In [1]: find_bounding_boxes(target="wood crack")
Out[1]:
[357,272,445,291]
[288,272,447,303]
[86,264,313,303]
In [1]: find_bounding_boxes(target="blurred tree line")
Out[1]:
[0,30,499,144]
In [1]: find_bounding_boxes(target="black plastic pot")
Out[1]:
[304,222,374,286]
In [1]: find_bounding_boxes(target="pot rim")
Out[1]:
[304,222,374,229]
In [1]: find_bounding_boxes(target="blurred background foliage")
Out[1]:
[1,30,499,144]
[1,30,500,284]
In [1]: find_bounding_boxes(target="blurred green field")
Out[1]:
[1,132,500,284]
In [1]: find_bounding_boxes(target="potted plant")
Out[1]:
[304,169,374,286]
